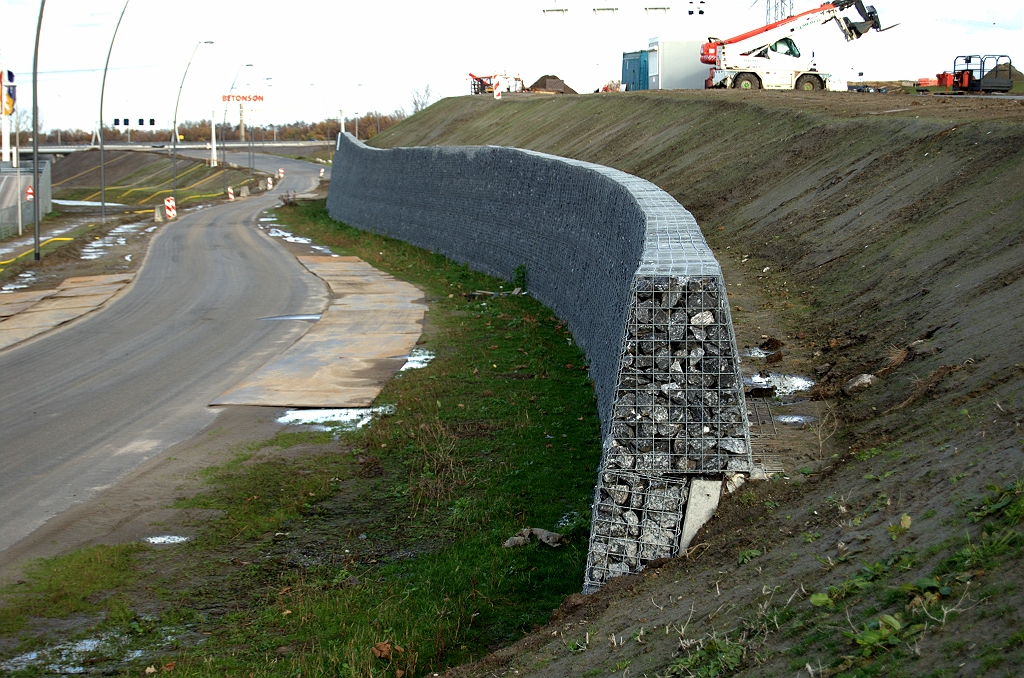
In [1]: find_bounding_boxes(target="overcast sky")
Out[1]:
[1,0,1021,132]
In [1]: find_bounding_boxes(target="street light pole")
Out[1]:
[221,63,252,197]
[172,40,213,207]
[32,0,45,261]
[99,0,130,225]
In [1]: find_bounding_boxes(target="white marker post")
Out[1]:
[210,110,218,167]
[227,185,234,201]
[164,196,176,220]
[25,185,34,202]
[278,167,284,179]
[267,177,273,191]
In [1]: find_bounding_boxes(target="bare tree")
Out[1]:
[410,85,433,114]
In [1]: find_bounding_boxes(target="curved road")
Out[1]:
[0,153,331,557]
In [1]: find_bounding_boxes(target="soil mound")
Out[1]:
[527,75,577,94]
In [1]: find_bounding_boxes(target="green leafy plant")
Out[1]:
[738,549,762,565]
[667,635,745,677]
[887,514,912,541]
[843,614,922,656]
[512,264,528,291]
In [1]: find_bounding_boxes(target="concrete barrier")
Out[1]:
[327,133,751,592]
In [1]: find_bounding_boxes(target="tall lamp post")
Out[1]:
[221,63,252,197]
[31,0,45,261]
[99,0,130,225]
[172,40,213,206]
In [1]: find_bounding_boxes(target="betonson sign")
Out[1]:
[222,94,264,102]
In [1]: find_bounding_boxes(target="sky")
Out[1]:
[0,0,1021,132]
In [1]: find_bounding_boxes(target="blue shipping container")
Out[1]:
[622,51,649,91]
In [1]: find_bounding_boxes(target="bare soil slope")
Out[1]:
[372,91,1024,677]
[51,149,174,188]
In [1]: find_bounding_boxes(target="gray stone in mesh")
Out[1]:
[326,134,751,594]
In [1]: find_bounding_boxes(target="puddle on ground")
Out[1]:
[80,222,147,261]
[745,372,815,396]
[265,227,311,244]
[259,314,321,321]
[775,414,817,426]
[1,271,36,293]
[278,404,396,431]
[400,347,435,371]
[0,223,83,257]
[52,199,126,207]
[145,535,190,545]
[1,633,145,674]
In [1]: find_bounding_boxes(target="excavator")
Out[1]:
[700,1,889,91]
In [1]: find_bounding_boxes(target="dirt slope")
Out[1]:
[51,149,172,188]
[371,91,1024,677]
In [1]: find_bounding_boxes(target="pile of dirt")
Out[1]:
[986,62,1024,80]
[372,92,1024,676]
[528,74,577,94]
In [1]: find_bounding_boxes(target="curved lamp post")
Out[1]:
[172,40,213,206]
[219,63,250,197]
[32,0,45,260]
[99,0,130,225]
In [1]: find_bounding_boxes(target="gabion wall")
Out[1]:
[327,134,751,592]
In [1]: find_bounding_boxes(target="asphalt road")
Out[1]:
[0,153,331,557]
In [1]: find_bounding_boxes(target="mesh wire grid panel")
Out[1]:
[585,472,689,588]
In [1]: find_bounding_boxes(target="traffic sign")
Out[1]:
[25,185,34,202]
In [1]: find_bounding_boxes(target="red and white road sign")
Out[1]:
[278,168,284,179]
[25,185,34,202]
[267,177,273,191]
[164,196,176,220]
[227,186,234,201]
[319,167,324,178]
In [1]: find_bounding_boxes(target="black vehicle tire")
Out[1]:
[796,74,823,91]
[734,73,760,90]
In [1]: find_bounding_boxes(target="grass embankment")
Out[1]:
[0,200,603,676]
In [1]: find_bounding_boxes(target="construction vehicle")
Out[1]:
[469,73,525,95]
[700,1,888,91]
[940,55,1014,94]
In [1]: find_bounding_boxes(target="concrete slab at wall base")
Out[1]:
[212,256,425,408]
[325,134,752,593]
[680,479,723,551]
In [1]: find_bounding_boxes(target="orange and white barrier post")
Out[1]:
[278,167,284,179]
[267,177,273,191]
[319,167,324,178]
[164,196,176,220]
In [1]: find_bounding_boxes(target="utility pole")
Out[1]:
[32,0,45,261]
[99,0,130,225]
[239,102,245,141]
